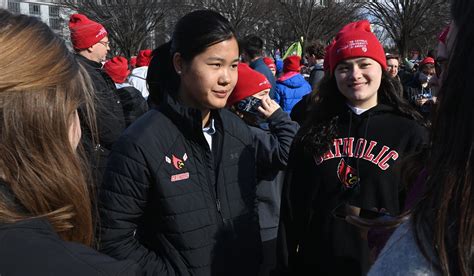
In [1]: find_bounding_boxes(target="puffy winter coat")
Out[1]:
[98,95,262,276]
[275,73,312,113]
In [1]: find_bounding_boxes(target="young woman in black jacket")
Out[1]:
[98,10,269,276]
[275,20,428,276]
[0,10,138,275]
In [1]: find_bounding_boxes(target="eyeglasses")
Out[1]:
[97,40,110,48]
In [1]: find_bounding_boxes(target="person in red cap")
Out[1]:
[263,57,277,76]
[103,56,148,127]
[276,20,428,276]
[404,56,438,120]
[68,13,126,186]
[69,13,109,63]
[274,55,312,113]
[227,63,299,276]
[129,49,153,99]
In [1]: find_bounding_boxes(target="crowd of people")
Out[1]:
[0,0,472,275]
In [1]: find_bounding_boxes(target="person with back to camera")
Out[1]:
[103,56,148,127]
[275,20,428,276]
[129,49,153,99]
[98,10,268,275]
[274,55,312,114]
[368,0,473,274]
[0,10,139,275]
[226,63,299,276]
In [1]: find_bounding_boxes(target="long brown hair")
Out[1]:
[0,10,96,245]
[412,0,474,274]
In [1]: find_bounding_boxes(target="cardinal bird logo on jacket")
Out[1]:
[337,159,359,189]
[165,153,188,170]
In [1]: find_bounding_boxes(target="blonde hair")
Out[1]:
[0,10,96,245]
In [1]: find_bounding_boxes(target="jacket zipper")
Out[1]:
[201,147,224,223]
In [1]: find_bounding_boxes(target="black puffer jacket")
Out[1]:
[98,95,262,276]
[76,54,126,183]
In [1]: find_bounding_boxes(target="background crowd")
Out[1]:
[0,0,472,275]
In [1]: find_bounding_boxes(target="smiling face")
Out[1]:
[176,37,240,112]
[386,58,399,78]
[334,57,382,109]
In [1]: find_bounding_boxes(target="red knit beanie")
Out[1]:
[323,40,335,71]
[283,55,301,73]
[263,57,276,70]
[69,14,107,50]
[227,63,271,106]
[104,56,130,84]
[328,20,386,73]
[420,57,435,66]
[136,49,152,67]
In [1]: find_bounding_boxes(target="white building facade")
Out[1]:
[1,0,68,39]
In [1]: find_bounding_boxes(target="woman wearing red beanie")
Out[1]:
[227,63,299,276]
[276,20,428,276]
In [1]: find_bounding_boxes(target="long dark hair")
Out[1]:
[147,10,236,106]
[299,70,424,156]
[412,0,474,274]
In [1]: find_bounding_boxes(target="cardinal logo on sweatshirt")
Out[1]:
[337,159,359,189]
[165,153,188,170]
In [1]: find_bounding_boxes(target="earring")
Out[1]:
[177,70,182,75]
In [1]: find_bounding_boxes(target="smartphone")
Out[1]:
[332,203,393,220]
[235,96,262,116]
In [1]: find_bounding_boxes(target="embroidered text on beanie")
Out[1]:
[69,14,107,50]
[227,63,271,106]
[328,20,386,73]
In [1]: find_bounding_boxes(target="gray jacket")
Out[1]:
[368,221,440,276]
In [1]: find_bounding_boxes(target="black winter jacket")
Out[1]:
[276,104,428,276]
[98,95,262,276]
[0,219,139,276]
[115,85,148,127]
[0,182,139,276]
[76,54,126,183]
